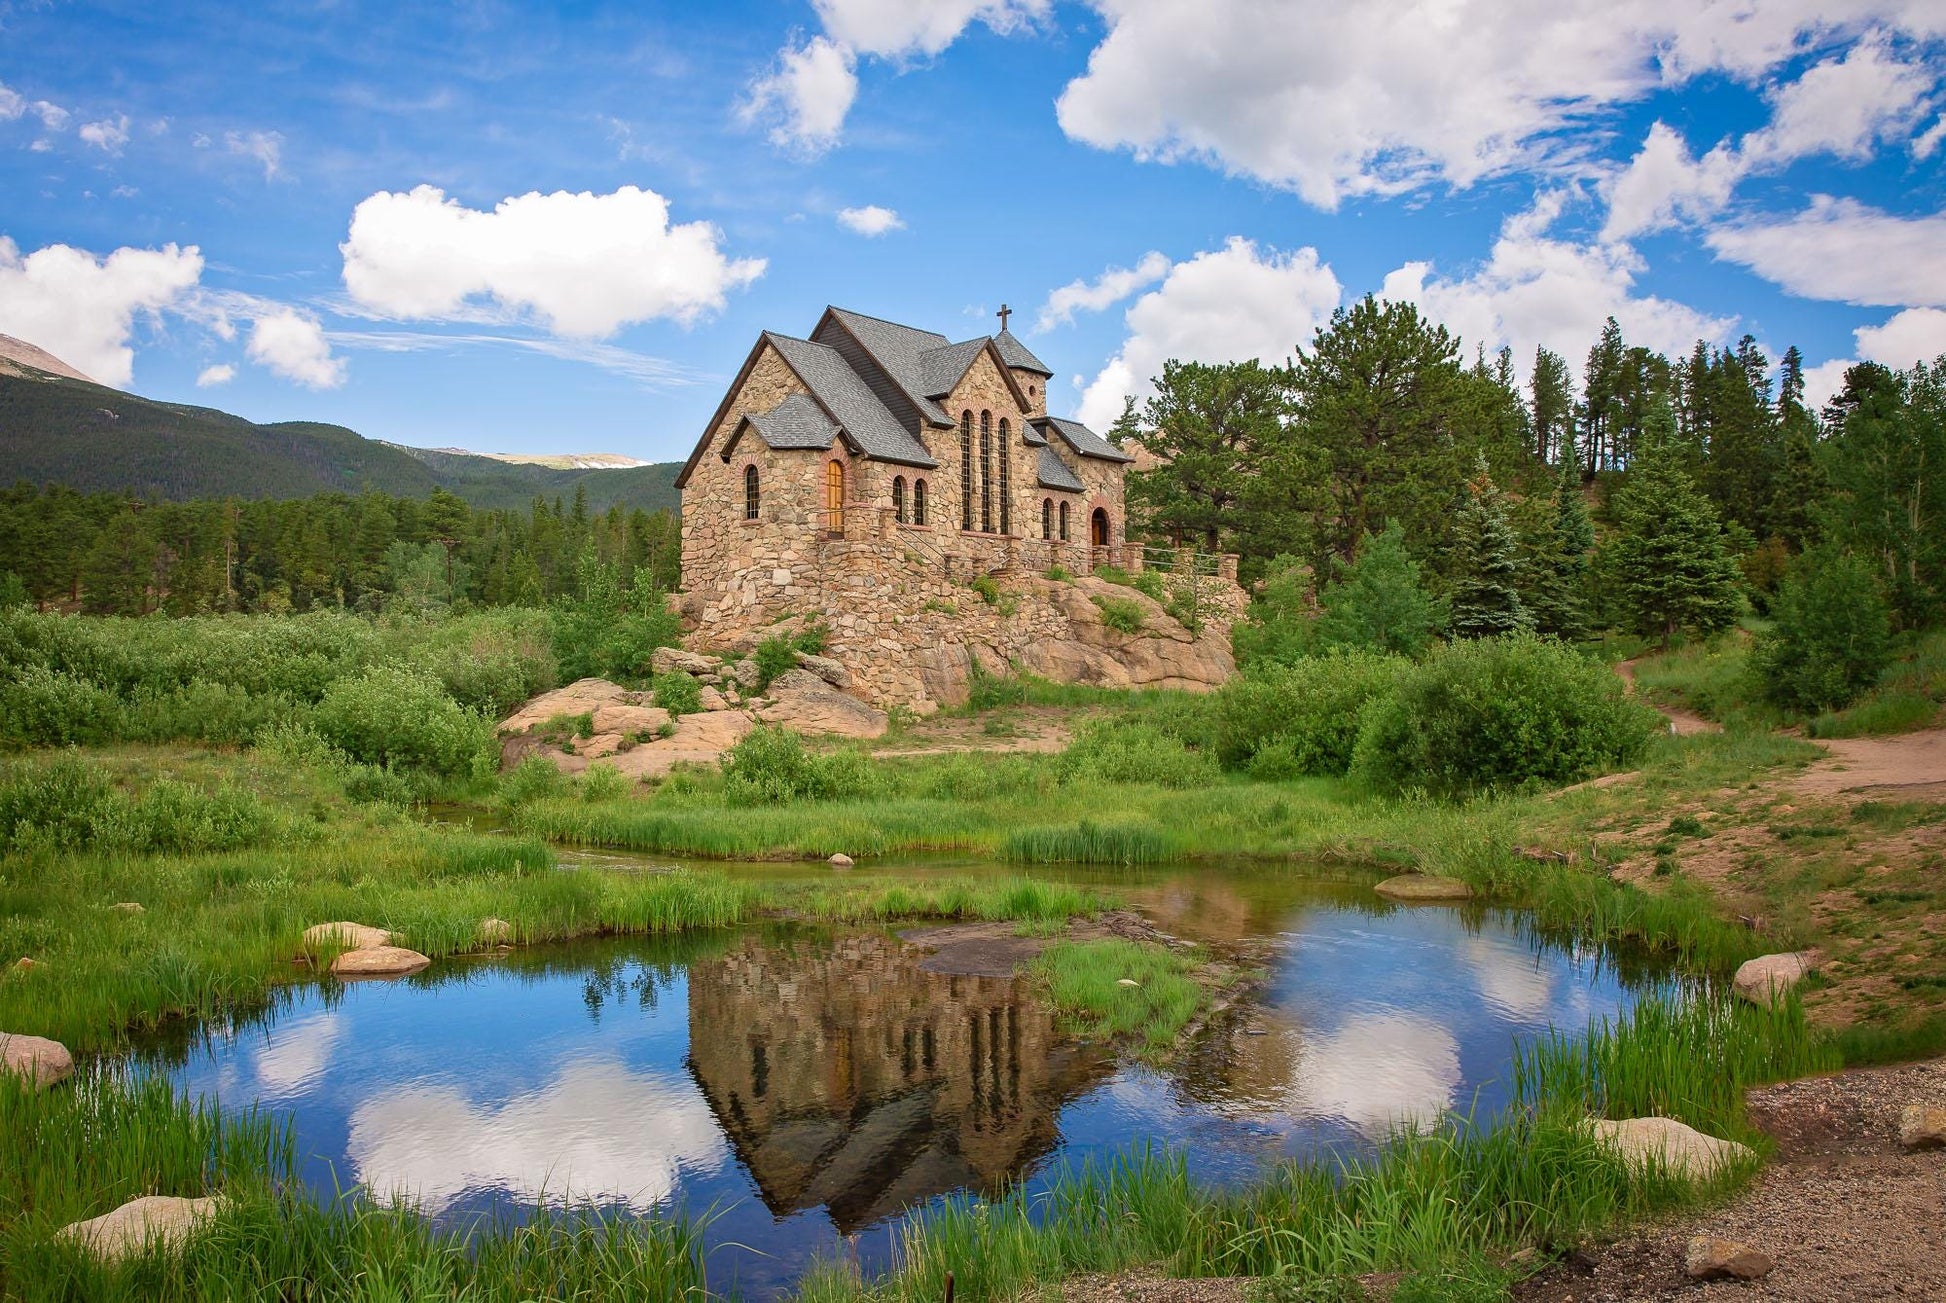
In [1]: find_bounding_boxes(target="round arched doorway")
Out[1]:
[1090,507,1110,548]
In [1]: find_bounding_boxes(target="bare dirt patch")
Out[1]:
[898,909,1164,977]
[870,705,1075,757]
[1616,658,1723,738]
[1793,728,1946,800]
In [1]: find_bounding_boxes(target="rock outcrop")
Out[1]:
[330,946,431,978]
[1733,952,1816,1007]
[1373,874,1474,902]
[59,1195,227,1262]
[755,669,889,739]
[498,678,644,734]
[1587,1116,1755,1181]
[0,1032,73,1089]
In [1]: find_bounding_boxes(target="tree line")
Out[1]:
[0,482,680,618]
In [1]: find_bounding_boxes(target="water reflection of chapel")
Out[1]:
[684,930,1112,1232]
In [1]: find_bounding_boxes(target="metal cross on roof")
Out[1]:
[997,303,1011,331]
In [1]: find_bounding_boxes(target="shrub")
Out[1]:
[966,666,1027,712]
[969,575,1002,606]
[122,680,301,747]
[0,753,113,851]
[1059,717,1220,789]
[650,670,702,717]
[548,551,681,683]
[313,666,497,778]
[395,610,556,717]
[0,757,284,855]
[1045,566,1073,582]
[790,623,830,656]
[1350,634,1660,797]
[499,753,571,807]
[1092,595,1145,634]
[0,666,122,748]
[1210,651,1409,776]
[579,762,631,802]
[752,636,800,691]
[1752,547,1893,713]
[720,726,878,805]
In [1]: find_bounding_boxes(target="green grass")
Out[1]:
[1034,939,1208,1051]
[1004,820,1172,864]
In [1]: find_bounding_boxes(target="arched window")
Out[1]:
[913,479,928,526]
[893,475,907,524]
[825,460,845,535]
[998,419,1011,535]
[1041,498,1052,540]
[960,412,973,531]
[1058,500,1070,542]
[978,411,993,533]
[743,464,760,520]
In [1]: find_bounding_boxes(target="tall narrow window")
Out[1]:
[960,412,973,531]
[825,460,845,535]
[744,465,760,520]
[979,411,993,533]
[1041,498,1052,540]
[914,479,928,526]
[1058,500,1070,541]
[893,475,907,524]
[998,419,1011,535]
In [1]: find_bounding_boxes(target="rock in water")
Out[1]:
[1899,1103,1946,1150]
[330,946,431,978]
[1587,1116,1755,1181]
[301,921,390,953]
[1373,874,1473,902]
[1685,1236,1774,1281]
[0,1032,73,1089]
[828,853,854,869]
[478,918,515,945]
[59,1195,227,1262]
[1732,952,1814,1006]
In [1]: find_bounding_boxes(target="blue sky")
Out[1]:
[3,0,1943,462]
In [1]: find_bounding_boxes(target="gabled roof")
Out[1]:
[1034,415,1135,464]
[919,339,987,397]
[818,307,954,427]
[1036,445,1086,492]
[993,328,1052,376]
[764,332,937,467]
[742,392,837,450]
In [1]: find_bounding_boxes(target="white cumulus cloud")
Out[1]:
[1601,123,1746,242]
[0,237,204,386]
[1706,196,1946,307]
[224,129,284,179]
[1055,0,1946,209]
[78,114,130,153]
[0,84,23,121]
[339,184,765,337]
[1075,237,1341,430]
[810,0,1050,58]
[836,204,905,236]
[1036,251,1171,331]
[1801,306,1946,409]
[195,362,236,387]
[740,35,858,155]
[246,307,346,389]
[32,100,68,131]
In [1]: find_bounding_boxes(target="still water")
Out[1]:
[145,864,1668,1295]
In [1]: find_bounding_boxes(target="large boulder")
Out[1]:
[651,647,720,676]
[604,710,757,780]
[591,703,671,737]
[499,679,641,734]
[0,1032,73,1089]
[330,946,431,979]
[300,922,390,953]
[1733,952,1815,1007]
[794,652,852,689]
[1587,1116,1754,1181]
[59,1195,227,1262]
[756,669,889,739]
[728,658,764,690]
[1374,874,1473,902]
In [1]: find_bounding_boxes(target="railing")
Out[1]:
[813,508,1238,583]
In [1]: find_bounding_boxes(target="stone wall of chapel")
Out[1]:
[1009,368,1048,419]
[938,349,1035,540]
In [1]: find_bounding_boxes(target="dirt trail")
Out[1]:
[1614,658,1723,737]
[1793,727,1946,800]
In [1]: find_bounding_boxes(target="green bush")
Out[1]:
[720,726,878,805]
[650,670,702,717]
[499,753,572,807]
[0,666,122,748]
[969,575,1002,606]
[122,680,301,747]
[1313,523,1443,657]
[0,756,285,855]
[1210,651,1409,776]
[313,666,497,778]
[393,610,556,718]
[580,762,631,802]
[1350,634,1660,797]
[1752,547,1893,713]
[548,552,680,684]
[752,636,800,691]
[966,666,1027,712]
[1059,717,1220,789]
[1092,595,1146,634]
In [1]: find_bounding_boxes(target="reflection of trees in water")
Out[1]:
[685,930,1114,1234]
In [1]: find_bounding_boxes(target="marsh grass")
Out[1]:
[1034,939,1206,1050]
[1004,820,1172,864]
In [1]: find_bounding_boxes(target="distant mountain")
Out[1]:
[0,351,680,515]
[426,449,650,470]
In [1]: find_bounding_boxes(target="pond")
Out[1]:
[142,861,1673,1296]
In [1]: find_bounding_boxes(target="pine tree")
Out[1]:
[1313,520,1443,656]
[1530,346,1576,464]
[1526,450,1595,639]
[1605,395,1744,644]
[1446,455,1533,638]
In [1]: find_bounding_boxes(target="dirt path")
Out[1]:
[1516,1057,1946,1302]
[869,705,1074,757]
[1793,727,1946,800]
[1615,658,1723,737]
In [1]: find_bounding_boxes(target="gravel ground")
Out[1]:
[1515,1057,1946,1302]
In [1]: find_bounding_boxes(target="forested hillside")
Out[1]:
[0,363,679,513]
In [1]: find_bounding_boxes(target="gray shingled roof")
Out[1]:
[765,332,938,467]
[1036,445,1086,492]
[1037,416,1134,463]
[744,391,837,450]
[824,308,953,426]
[919,339,987,397]
[993,328,1052,376]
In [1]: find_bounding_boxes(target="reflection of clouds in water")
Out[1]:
[253,1011,344,1096]
[1286,1012,1460,1138]
[347,1059,727,1213]
[1462,934,1555,1021]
